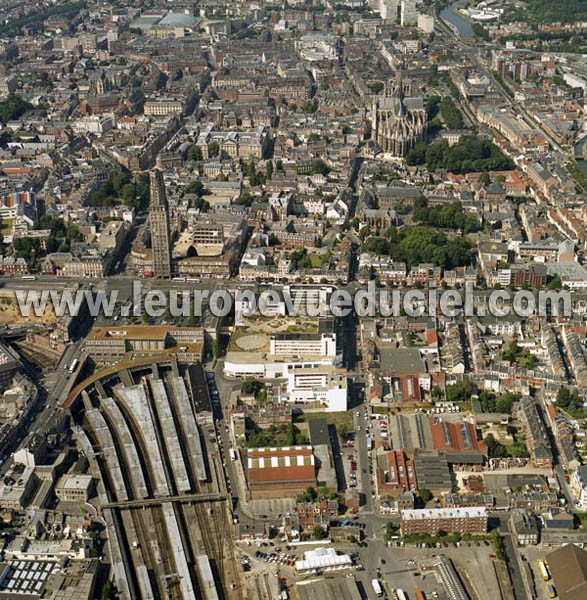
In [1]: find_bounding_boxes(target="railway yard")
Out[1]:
[71,361,240,599]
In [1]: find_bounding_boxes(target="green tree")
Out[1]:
[100,580,117,600]
[440,96,464,129]
[446,379,477,403]
[0,93,34,124]
[485,434,509,459]
[479,171,491,186]
[186,179,204,196]
[548,275,562,290]
[187,145,203,161]
[419,488,433,503]
[208,141,220,158]
[242,377,261,395]
[236,190,252,207]
[383,522,400,542]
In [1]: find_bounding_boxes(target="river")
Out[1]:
[574,134,587,174]
[439,1,476,39]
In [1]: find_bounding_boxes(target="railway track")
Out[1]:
[81,367,243,599]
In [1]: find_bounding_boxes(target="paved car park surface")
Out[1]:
[521,546,558,600]
[351,538,504,599]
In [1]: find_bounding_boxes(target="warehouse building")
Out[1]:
[246,446,316,500]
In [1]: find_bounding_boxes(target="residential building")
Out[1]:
[574,465,587,509]
[376,450,417,498]
[519,397,554,469]
[400,507,488,536]
[510,509,539,546]
[55,474,94,502]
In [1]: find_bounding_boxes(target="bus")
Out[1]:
[396,590,407,600]
[69,358,79,374]
[21,275,36,280]
[537,560,550,581]
[229,449,238,461]
[547,584,556,598]
[371,579,383,597]
[415,590,426,600]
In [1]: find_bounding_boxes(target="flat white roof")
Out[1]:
[401,507,487,520]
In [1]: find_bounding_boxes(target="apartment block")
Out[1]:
[400,507,488,536]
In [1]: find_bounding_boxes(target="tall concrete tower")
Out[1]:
[400,0,418,26]
[149,169,172,278]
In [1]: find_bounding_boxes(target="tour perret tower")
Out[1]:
[149,168,172,279]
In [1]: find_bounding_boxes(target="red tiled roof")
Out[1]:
[247,446,316,485]
[429,418,486,453]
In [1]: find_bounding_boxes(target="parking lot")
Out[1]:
[521,546,558,600]
[340,435,359,491]
[351,537,504,600]
[370,414,391,449]
[254,549,298,567]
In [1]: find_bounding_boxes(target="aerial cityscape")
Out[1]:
[2,0,587,599]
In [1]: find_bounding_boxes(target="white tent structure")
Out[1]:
[295,547,352,573]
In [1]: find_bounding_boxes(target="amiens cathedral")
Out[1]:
[371,79,427,157]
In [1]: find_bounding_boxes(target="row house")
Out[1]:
[296,499,338,530]
[518,397,554,469]
[0,255,29,275]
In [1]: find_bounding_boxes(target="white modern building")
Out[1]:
[283,365,348,412]
[418,14,435,33]
[270,332,337,358]
[223,353,338,379]
[379,0,399,22]
[400,0,418,26]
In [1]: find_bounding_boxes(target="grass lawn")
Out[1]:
[0,218,14,236]
[295,409,354,432]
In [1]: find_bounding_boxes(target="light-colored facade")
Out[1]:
[55,474,94,502]
[144,97,183,116]
[283,365,348,412]
[269,332,337,358]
